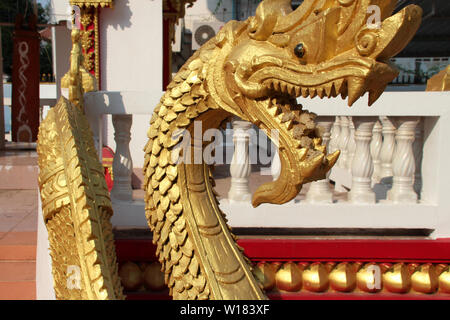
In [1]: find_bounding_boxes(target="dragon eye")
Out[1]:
[294,43,305,58]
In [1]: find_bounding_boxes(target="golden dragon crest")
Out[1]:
[37,0,422,300]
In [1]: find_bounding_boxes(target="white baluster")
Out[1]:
[379,116,396,178]
[370,120,382,184]
[336,116,350,168]
[110,115,133,201]
[87,114,103,160]
[329,116,341,154]
[346,117,356,170]
[413,118,424,198]
[228,119,252,202]
[387,117,420,203]
[348,117,376,204]
[306,116,334,203]
[271,147,281,181]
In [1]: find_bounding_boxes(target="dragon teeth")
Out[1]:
[347,77,366,106]
[273,80,280,91]
[334,79,344,94]
[324,83,333,98]
[317,87,325,99]
[301,87,309,98]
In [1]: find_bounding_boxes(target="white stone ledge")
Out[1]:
[299,91,450,117]
[220,201,437,231]
[111,200,147,227]
[84,90,163,115]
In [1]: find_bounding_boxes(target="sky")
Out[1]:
[37,0,50,6]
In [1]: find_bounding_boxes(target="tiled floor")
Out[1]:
[0,189,38,300]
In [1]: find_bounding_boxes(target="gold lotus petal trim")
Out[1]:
[119,261,450,296]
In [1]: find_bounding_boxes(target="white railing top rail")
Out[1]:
[300,91,450,117]
[84,90,450,117]
[84,90,164,115]
[298,91,450,117]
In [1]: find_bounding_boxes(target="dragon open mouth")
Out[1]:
[248,55,400,106]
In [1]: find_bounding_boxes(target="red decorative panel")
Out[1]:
[11,14,40,142]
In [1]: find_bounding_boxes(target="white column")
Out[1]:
[271,147,281,181]
[228,119,252,202]
[110,114,133,201]
[36,196,56,299]
[348,117,376,204]
[379,116,396,178]
[370,120,382,184]
[387,117,420,203]
[413,118,424,198]
[328,116,341,154]
[346,117,356,170]
[86,113,104,161]
[306,116,334,203]
[336,116,350,168]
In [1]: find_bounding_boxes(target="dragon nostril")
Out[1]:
[294,43,305,58]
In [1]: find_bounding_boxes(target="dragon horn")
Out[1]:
[250,0,292,40]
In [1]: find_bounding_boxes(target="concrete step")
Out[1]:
[0,281,36,300]
[0,259,36,300]
[0,150,38,190]
[0,232,37,261]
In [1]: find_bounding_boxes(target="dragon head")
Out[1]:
[206,0,422,207]
[228,0,422,106]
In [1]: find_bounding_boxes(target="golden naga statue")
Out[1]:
[37,29,124,299]
[37,0,422,300]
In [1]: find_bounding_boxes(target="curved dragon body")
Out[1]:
[143,0,422,300]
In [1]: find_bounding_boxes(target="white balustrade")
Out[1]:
[346,117,356,170]
[80,90,450,238]
[370,120,383,185]
[413,118,424,198]
[336,116,350,168]
[271,148,281,181]
[387,117,420,203]
[305,116,334,203]
[110,115,133,202]
[379,116,396,178]
[328,116,341,154]
[228,118,252,202]
[348,117,376,204]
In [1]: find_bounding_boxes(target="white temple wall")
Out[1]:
[100,0,163,169]
[51,26,71,100]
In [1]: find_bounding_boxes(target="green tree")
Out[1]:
[0,0,53,80]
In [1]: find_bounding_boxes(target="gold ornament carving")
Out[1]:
[37,28,123,300]
[254,262,277,291]
[144,0,422,300]
[143,262,166,291]
[119,261,143,291]
[275,262,303,292]
[78,6,100,85]
[124,260,450,296]
[70,0,113,8]
[39,0,422,300]
[426,65,450,91]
